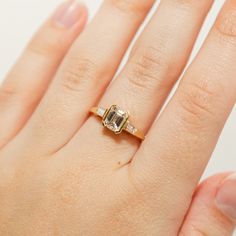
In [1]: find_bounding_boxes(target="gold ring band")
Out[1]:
[90,105,145,141]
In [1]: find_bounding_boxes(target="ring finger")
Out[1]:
[68,0,214,164]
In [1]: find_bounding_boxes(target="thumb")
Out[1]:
[180,173,236,236]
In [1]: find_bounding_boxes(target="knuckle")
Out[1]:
[0,86,19,108]
[0,86,15,100]
[166,0,211,14]
[127,47,169,90]
[28,29,64,58]
[108,0,152,15]
[50,162,103,207]
[177,79,222,127]
[171,0,203,6]
[51,171,81,205]
[215,9,236,40]
[60,57,97,92]
[127,165,160,200]
[0,83,36,110]
[49,168,81,205]
[168,0,192,8]
[0,160,17,196]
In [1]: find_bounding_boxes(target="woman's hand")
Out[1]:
[0,0,235,235]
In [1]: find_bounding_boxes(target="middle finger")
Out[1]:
[9,0,156,156]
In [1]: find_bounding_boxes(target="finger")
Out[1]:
[180,173,235,236]
[13,0,156,155]
[69,0,213,164]
[132,0,236,231]
[215,173,236,223]
[0,0,87,148]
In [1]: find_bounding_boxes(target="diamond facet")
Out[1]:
[103,105,129,133]
[97,107,106,117]
[126,123,138,134]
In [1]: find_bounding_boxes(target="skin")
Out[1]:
[0,0,235,235]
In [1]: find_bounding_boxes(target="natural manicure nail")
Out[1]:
[53,0,86,28]
[215,173,236,220]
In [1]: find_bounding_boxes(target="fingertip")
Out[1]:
[51,0,88,30]
[180,173,235,236]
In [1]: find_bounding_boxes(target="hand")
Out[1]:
[0,0,235,235]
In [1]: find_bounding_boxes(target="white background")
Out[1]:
[0,0,235,232]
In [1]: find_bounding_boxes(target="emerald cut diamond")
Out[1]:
[103,105,129,134]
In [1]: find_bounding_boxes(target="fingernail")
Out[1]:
[215,173,236,220]
[52,0,86,29]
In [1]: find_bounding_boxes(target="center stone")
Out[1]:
[103,105,129,133]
